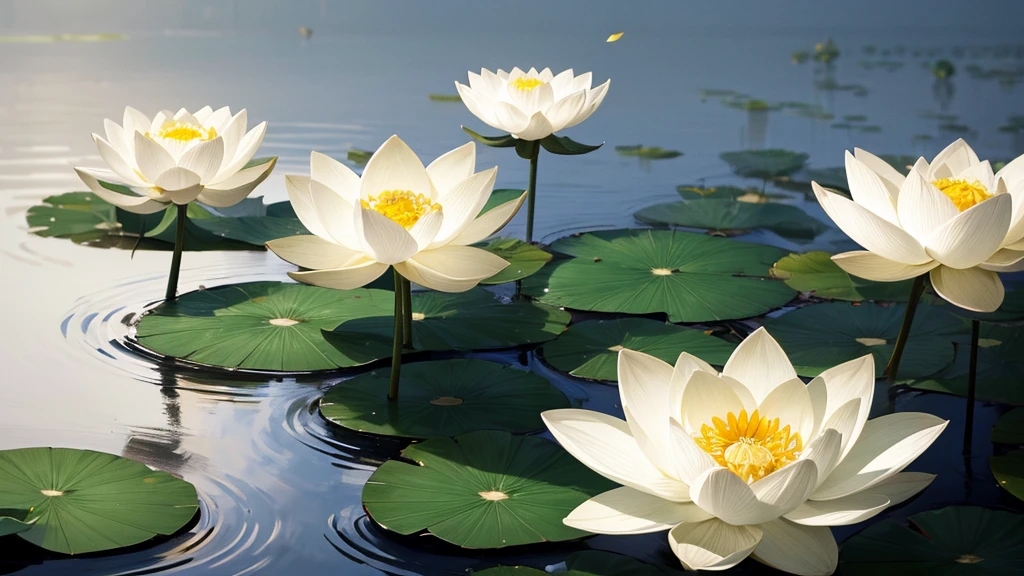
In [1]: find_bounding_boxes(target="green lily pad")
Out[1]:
[769,252,916,301]
[540,318,736,382]
[135,281,394,372]
[476,551,667,576]
[25,192,175,250]
[523,229,795,322]
[478,238,551,284]
[788,166,850,193]
[720,149,809,180]
[908,324,1024,405]
[615,145,683,159]
[428,93,462,102]
[675,184,787,202]
[327,287,569,352]
[0,447,198,555]
[839,506,1024,575]
[347,148,373,165]
[142,203,253,251]
[0,510,33,537]
[634,200,827,241]
[192,215,310,246]
[992,408,1024,444]
[362,430,615,548]
[991,451,1024,502]
[319,359,568,438]
[762,301,965,378]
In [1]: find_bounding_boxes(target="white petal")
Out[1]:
[103,118,130,156]
[929,138,976,178]
[354,203,419,265]
[512,111,554,141]
[983,248,1024,268]
[572,72,594,92]
[812,412,947,501]
[288,259,390,290]
[668,520,762,572]
[853,147,906,194]
[191,105,213,123]
[197,158,275,208]
[218,109,247,165]
[285,175,330,239]
[757,377,815,443]
[895,169,959,241]
[359,135,432,200]
[784,492,889,526]
[177,137,224,183]
[799,429,843,488]
[861,472,935,507]
[749,460,817,516]
[752,520,837,576]
[266,234,362,270]
[153,168,203,205]
[669,419,718,485]
[929,265,1005,312]
[492,102,530,134]
[448,192,526,246]
[456,83,499,128]
[394,245,508,293]
[808,355,875,460]
[689,468,777,525]
[311,150,361,203]
[205,106,233,132]
[818,398,862,472]
[93,134,144,185]
[132,131,175,182]
[172,107,198,125]
[429,167,497,247]
[311,180,361,250]
[541,409,692,502]
[407,208,443,250]
[846,151,899,225]
[831,251,938,282]
[563,79,610,130]
[544,90,587,133]
[958,160,995,191]
[74,167,166,214]
[618,349,675,475]
[814,182,930,264]
[722,327,798,404]
[215,121,266,182]
[565,487,710,535]
[669,352,719,422]
[426,142,476,198]
[925,193,1011,268]
[506,78,554,116]
[548,68,575,98]
[122,106,151,139]
[680,371,746,436]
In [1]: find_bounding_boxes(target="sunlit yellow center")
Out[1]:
[695,409,802,483]
[149,121,218,142]
[932,178,991,212]
[360,190,440,228]
[511,77,545,91]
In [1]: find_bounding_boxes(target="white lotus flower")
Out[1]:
[813,139,1024,312]
[455,67,610,141]
[267,136,526,292]
[74,106,274,214]
[543,328,946,576]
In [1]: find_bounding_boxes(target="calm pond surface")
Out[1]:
[2,1,1024,574]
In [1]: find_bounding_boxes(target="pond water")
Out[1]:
[2,1,1024,574]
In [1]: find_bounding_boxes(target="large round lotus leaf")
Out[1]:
[0,448,198,555]
[192,216,309,246]
[523,229,795,322]
[0,510,33,537]
[362,430,615,548]
[839,506,1024,575]
[24,192,180,250]
[136,282,394,372]
[770,252,916,302]
[540,318,736,382]
[787,166,850,193]
[676,184,787,202]
[992,408,1024,444]
[720,149,809,179]
[908,324,1024,405]
[991,451,1024,502]
[634,200,828,241]
[762,302,965,378]
[477,238,552,285]
[319,359,569,438]
[326,288,569,352]
[475,551,666,575]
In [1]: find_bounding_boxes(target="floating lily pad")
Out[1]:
[909,324,1024,405]
[540,318,736,382]
[523,229,795,322]
[763,301,965,378]
[615,145,683,159]
[839,506,1024,575]
[192,214,309,246]
[770,252,916,301]
[991,451,1024,502]
[319,359,568,438]
[634,200,827,241]
[142,203,254,251]
[327,288,569,352]
[476,551,666,576]
[675,184,786,202]
[477,238,551,284]
[785,166,850,193]
[0,447,198,555]
[428,94,462,102]
[136,281,394,372]
[720,149,809,180]
[0,510,33,537]
[992,408,1024,444]
[362,430,615,548]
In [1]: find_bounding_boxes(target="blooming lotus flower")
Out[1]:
[455,67,610,141]
[267,136,525,292]
[543,328,946,576]
[813,139,1024,312]
[74,106,274,214]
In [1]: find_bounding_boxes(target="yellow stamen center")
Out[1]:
[695,409,802,483]
[932,178,991,212]
[511,77,545,91]
[149,121,218,142]
[360,190,440,228]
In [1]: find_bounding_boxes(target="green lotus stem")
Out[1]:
[401,276,413,349]
[525,144,540,243]
[884,274,927,383]
[388,268,403,402]
[962,319,980,455]
[165,203,188,300]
